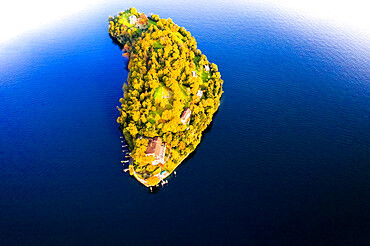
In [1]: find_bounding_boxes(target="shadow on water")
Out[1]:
[149,186,161,194]
[110,34,129,70]
[149,108,221,194]
[169,108,218,170]
[109,33,124,49]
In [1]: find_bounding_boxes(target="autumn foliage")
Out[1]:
[109,8,223,182]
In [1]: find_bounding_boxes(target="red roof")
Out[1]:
[145,137,162,157]
[137,13,149,25]
[180,108,192,122]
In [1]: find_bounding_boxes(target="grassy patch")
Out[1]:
[154,41,165,50]
[151,85,174,121]
[148,19,157,26]
[153,85,164,99]
[193,55,201,68]
[154,85,172,101]
[178,84,190,103]
[148,117,156,124]
[201,71,210,82]
[117,12,135,28]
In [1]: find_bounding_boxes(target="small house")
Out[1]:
[136,23,147,29]
[136,13,149,29]
[196,90,203,99]
[129,15,137,25]
[180,108,192,124]
[192,71,197,78]
[204,65,210,72]
[145,137,166,165]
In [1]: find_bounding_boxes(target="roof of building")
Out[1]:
[137,13,148,25]
[145,137,162,156]
[181,108,192,123]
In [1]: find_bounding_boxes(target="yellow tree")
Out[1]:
[130,7,138,15]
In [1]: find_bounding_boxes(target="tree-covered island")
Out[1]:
[109,7,223,187]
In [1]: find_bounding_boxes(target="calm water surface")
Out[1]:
[1,1,369,245]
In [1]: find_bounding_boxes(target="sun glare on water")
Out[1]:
[261,0,369,35]
[0,0,102,45]
[0,0,368,45]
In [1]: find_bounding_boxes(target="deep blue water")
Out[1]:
[1,1,369,245]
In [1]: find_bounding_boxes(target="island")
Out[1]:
[109,7,223,187]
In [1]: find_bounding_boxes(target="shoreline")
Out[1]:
[131,152,190,187]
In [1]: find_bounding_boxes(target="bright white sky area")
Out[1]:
[0,0,369,45]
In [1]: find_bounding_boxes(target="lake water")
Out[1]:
[1,1,369,245]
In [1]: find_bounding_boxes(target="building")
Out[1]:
[135,13,149,29]
[196,90,203,98]
[192,71,197,78]
[204,65,210,72]
[180,108,192,124]
[129,15,137,25]
[136,23,147,29]
[145,137,166,165]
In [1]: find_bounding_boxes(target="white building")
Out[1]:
[204,65,210,72]
[129,15,137,25]
[192,71,197,78]
[196,90,203,99]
